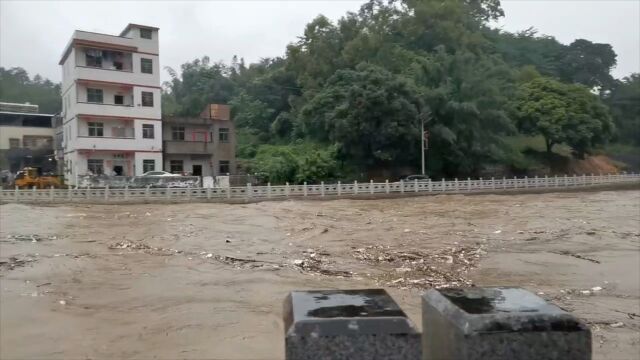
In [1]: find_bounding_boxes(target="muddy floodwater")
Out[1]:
[1,190,639,359]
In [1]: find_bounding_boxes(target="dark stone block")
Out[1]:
[422,287,591,360]
[284,289,421,360]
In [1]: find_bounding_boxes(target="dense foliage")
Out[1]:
[513,77,613,157]
[0,67,61,113]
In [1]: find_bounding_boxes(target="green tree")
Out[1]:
[605,74,640,145]
[559,39,617,90]
[300,63,423,168]
[0,67,61,113]
[513,77,613,157]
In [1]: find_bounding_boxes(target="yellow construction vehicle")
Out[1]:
[14,167,62,189]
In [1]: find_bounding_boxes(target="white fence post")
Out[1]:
[304,182,308,197]
[146,185,150,200]
[371,180,375,194]
[467,178,471,192]
[524,176,529,188]
[226,184,231,199]
[582,174,586,186]
[555,175,558,187]
[455,178,459,191]
[414,179,418,192]
[491,177,495,190]
[441,178,445,192]
[590,173,594,185]
[514,176,518,189]
[206,186,211,199]
[15,186,19,202]
[337,181,341,196]
[354,181,358,195]
[124,185,129,200]
[187,185,192,200]
[286,182,290,197]
[167,186,172,200]
[544,175,548,187]
[105,185,109,200]
[572,174,576,186]
[267,182,272,198]
[50,186,54,201]
[246,183,252,199]
[400,180,404,193]
[385,180,389,194]
[503,177,506,190]
[564,174,568,187]
[534,175,538,188]
[321,181,325,197]
[428,178,432,192]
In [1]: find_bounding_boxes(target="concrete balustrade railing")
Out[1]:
[1,172,638,204]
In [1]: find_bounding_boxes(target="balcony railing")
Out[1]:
[164,140,213,155]
[77,65,133,73]
[79,128,135,138]
[78,102,134,108]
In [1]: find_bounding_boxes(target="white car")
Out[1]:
[141,171,176,177]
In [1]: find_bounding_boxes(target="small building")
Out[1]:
[163,104,236,177]
[59,23,162,184]
[0,103,56,173]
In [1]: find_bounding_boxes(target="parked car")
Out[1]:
[400,174,430,181]
[141,171,175,177]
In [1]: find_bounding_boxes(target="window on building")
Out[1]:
[113,61,123,71]
[142,124,154,139]
[219,128,230,143]
[141,58,153,74]
[88,122,104,137]
[170,160,183,174]
[141,91,154,107]
[85,49,103,67]
[114,95,124,105]
[87,88,103,103]
[172,126,185,140]
[140,28,152,39]
[87,159,104,175]
[219,160,230,174]
[143,159,155,173]
[9,138,20,149]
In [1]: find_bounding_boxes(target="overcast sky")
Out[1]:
[1,0,638,83]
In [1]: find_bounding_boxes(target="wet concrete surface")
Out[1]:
[0,190,638,359]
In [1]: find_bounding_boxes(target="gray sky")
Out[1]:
[1,0,638,83]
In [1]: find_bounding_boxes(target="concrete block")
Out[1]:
[422,287,591,360]
[284,289,421,360]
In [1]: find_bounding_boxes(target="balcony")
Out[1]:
[164,140,213,155]
[163,117,216,126]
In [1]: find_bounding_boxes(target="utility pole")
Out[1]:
[420,110,431,176]
[421,120,425,175]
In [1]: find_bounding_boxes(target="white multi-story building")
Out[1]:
[59,23,162,185]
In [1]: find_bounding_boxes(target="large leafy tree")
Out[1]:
[0,67,61,113]
[559,39,617,91]
[300,63,423,167]
[513,77,613,157]
[605,74,640,145]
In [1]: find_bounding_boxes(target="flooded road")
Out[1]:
[1,190,639,359]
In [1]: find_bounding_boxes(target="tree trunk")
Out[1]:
[545,137,553,154]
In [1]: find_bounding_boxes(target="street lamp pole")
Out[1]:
[421,119,425,176]
[420,110,431,176]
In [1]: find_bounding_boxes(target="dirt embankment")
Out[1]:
[1,190,639,359]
